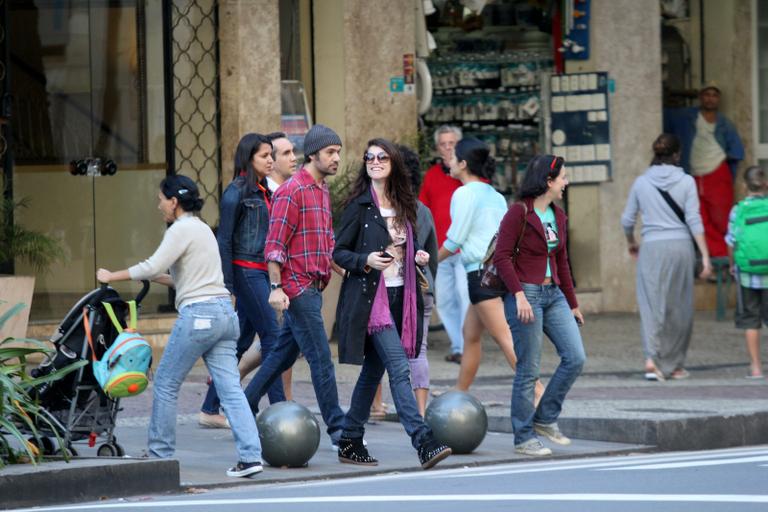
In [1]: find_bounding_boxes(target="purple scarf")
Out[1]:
[367,186,418,358]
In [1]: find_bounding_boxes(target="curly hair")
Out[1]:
[346,138,417,228]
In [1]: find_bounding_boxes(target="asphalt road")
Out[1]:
[16,446,768,512]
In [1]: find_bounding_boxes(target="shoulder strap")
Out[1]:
[101,300,137,333]
[655,187,687,226]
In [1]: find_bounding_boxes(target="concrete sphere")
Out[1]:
[424,390,487,454]
[256,401,320,467]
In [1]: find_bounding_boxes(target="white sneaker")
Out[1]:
[515,438,552,457]
[226,461,263,478]
[533,422,571,445]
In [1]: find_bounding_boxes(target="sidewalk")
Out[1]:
[3,311,767,509]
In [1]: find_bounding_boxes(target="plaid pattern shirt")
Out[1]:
[264,167,334,299]
[725,200,768,289]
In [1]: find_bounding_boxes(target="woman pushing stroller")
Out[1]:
[96,174,263,478]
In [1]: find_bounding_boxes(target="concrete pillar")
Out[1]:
[219,0,281,182]
[702,0,753,179]
[567,0,663,312]
[314,0,418,166]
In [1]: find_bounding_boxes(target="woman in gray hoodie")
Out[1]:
[621,134,712,381]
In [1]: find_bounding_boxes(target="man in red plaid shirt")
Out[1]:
[244,124,346,448]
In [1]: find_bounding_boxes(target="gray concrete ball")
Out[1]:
[256,401,321,467]
[424,390,487,454]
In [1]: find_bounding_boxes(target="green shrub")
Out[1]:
[0,302,86,466]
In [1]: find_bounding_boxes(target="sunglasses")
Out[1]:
[363,152,391,164]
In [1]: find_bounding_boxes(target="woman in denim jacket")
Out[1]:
[494,155,586,457]
[199,133,286,426]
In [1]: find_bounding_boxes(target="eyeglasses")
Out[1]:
[363,152,391,164]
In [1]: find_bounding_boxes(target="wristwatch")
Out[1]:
[270,282,282,290]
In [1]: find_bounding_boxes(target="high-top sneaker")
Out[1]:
[338,437,378,466]
[418,436,452,470]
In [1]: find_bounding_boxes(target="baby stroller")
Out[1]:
[29,281,151,456]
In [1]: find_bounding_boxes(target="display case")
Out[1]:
[422,6,553,196]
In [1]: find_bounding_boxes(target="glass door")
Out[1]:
[10,0,168,320]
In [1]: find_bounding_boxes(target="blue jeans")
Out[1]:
[343,287,431,449]
[201,268,284,414]
[504,284,586,446]
[436,253,470,354]
[242,287,344,442]
[149,297,261,462]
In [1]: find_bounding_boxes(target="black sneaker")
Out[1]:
[418,437,452,470]
[338,437,378,466]
[226,461,263,478]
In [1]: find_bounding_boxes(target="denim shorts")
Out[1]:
[466,269,506,304]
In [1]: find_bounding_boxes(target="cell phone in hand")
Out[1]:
[380,251,394,260]
[574,315,583,326]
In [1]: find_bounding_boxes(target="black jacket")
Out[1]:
[333,189,424,365]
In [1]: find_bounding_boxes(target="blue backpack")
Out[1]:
[85,300,152,399]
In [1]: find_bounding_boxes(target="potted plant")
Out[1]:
[0,194,65,340]
[0,307,86,466]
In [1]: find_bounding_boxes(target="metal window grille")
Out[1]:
[164,0,222,225]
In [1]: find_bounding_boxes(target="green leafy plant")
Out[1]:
[328,163,357,232]
[0,196,66,273]
[0,302,86,466]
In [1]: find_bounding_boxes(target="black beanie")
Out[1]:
[303,124,342,157]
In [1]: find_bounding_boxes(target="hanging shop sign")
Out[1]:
[562,0,590,60]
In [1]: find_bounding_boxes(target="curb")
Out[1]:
[177,445,658,494]
[486,411,768,451]
[0,458,179,510]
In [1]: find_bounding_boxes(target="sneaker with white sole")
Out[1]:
[515,438,552,457]
[226,461,263,478]
[533,422,571,445]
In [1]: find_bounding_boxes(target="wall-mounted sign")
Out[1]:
[550,71,611,183]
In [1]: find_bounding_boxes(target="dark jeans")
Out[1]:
[201,267,284,415]
[342,286,431,449]
[242,287,344,441]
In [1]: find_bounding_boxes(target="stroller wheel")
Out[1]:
[97,443,120,457]
[54,446,78,458]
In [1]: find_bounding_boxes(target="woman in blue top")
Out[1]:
[199,133,286,426]
[438,138,540,396]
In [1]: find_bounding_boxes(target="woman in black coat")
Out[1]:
[333,138,451,470]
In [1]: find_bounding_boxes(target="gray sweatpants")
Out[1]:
[636,238,695,376]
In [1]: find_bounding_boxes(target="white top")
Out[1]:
[444,182,508,271]
[267,176,280,193]
[379,206,406,287]
[690,113,726,176]
[128,214,229,309]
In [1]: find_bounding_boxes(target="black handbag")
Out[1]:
[481,202,528,291]
[655,187,703,276]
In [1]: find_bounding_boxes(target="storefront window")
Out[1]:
[422,0,552,195]
[8,1,168,320]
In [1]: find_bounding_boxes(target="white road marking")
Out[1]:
[17,493,768,511]
[431,448,768,479]
[600,455,768,471]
